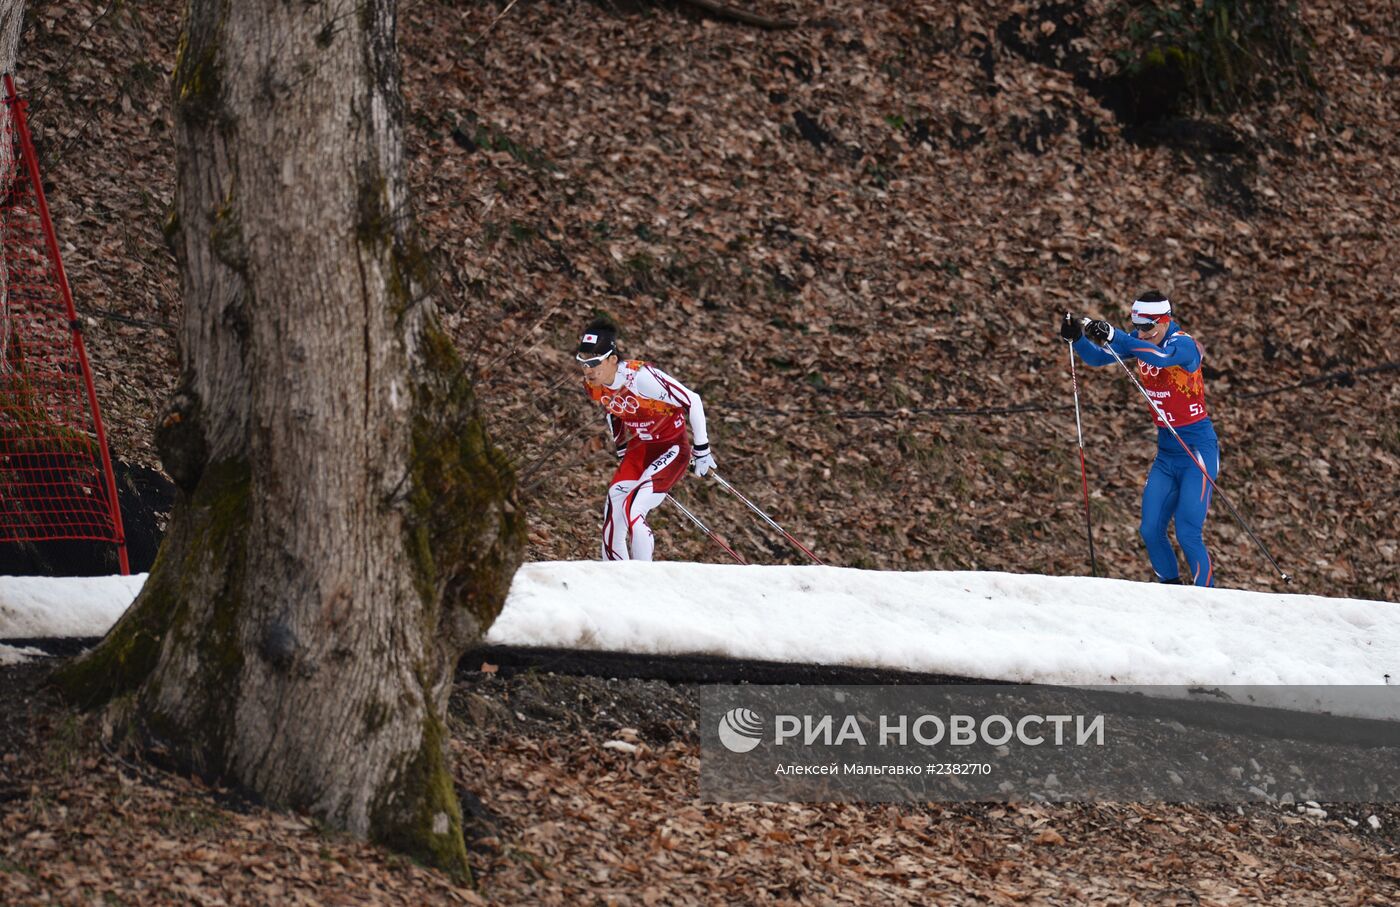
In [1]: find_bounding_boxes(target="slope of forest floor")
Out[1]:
[20,0,1400,600]
[6,0,1398,900]
[4,661,1400,905]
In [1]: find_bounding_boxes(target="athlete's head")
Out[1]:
[1130,290,1172,344]
[576,317,620,385]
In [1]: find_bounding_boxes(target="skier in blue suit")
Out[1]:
[1061,291,1220,586]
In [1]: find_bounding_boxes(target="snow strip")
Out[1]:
[491,562,1397,686]
[0,643,46,666]
[489,562,1400,719]
[0,573,147,641]
[3,564,1396,717]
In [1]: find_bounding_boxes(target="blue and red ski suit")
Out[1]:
[1072,322,1220,586]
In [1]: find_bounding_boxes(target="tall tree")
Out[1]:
[0,1,20,69]
[56,0,523,878]
[0,0,25,371]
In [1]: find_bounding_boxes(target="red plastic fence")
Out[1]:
[0,74,127,574]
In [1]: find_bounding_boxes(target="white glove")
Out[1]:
[690,443,715,477]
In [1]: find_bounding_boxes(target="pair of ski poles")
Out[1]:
[1065,324,1292,584]
[667,472,825,566]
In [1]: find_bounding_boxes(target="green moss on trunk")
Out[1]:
[54,460,251,727]
[51,597,166,710]
[389,321,523,882]
[405,323,525,648]
[370,711,470,882]
[172,1,231,130]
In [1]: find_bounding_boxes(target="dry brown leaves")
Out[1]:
[20,0,1400,598]
[5,664,1399,905]
[453,711,1400,905]
[397,0,1397,599]
[10,3,1400,903]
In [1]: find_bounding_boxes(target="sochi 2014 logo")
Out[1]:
[717,707,764,753]
[601,394,641,416]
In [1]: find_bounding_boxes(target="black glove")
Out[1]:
[1084,319,1115,346]
[1059,312,1083,343]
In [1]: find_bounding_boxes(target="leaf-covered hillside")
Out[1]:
[23,0,1400,599]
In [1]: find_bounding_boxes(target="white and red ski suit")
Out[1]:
[585,360,708,561]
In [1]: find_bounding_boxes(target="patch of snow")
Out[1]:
[0,574,147,639]
[490,562,1400,718]
[0,643,46,665]
[3,562,1397,720]
[493,562,1396,681]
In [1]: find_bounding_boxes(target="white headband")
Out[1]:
[1131,298,1172,316]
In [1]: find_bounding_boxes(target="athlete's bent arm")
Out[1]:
[1109,332,1201,370]
[1071,334,1125,367]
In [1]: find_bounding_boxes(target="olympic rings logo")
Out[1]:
[1139,364,1163,377]
[601,394,640,415]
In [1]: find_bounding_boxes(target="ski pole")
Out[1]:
[667,496,748,565]
[1066,342,1098,577]
[709,472,826,565]
[1102,344,1292,584]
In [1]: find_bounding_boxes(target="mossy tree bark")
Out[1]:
[55,0,523,879]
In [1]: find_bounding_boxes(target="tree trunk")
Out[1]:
[0,2,19,68]
[55,0,523,879]
[0,0,25,373]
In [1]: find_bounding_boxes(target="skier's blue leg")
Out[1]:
[1139,458,1182,581]
[1174,444,1220,587]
